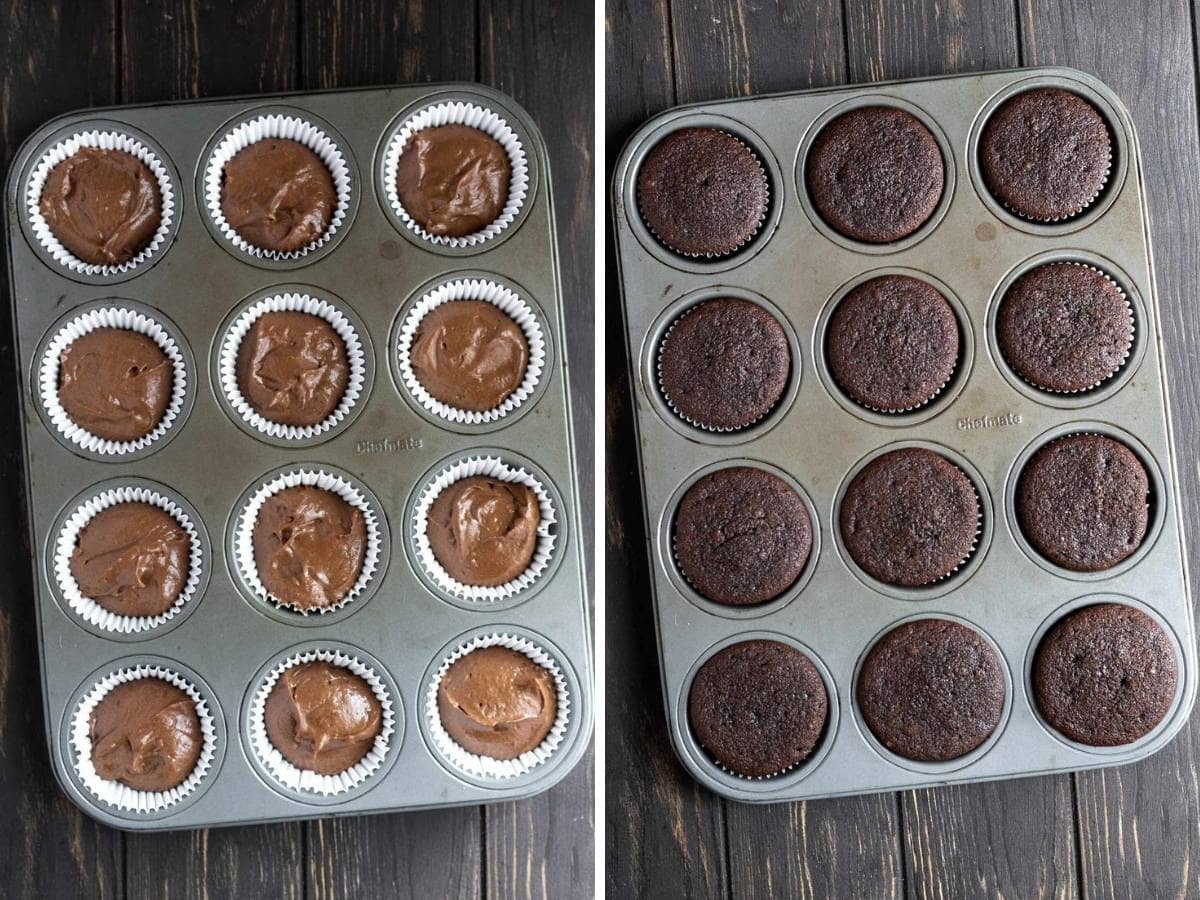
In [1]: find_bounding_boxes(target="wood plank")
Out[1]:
[0,2,123,897]
[604,0,730,896]
[1021,1,1200,897]
[296,3,487,898]
[839,4,1081,898]
[477,3,595,897]
[118,3,306,896]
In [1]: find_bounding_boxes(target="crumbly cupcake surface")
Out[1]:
[658,298,789,430]
[636,127,768,257]
[980,87,1111,221]
[40,147,162,266]
[827,275,959,411]
[998,263,1132,393]
[840,448,978,587]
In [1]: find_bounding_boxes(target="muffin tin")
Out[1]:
[612,67,1194,802]
[6,82,591,829]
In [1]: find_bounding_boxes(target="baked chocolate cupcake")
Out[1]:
[980,88,1111,221]
[658,298,790,430]
[89,678,202,791]
[427,477,540,587]
[252,486,367,611]
[70,502,189,618]
[58,328,173,443]
[826,275,959,411]
[220,139,336,253]
[264,661,382,775]
[997,263,1133,393]
[437,646,557,760]
[689,640,828,778]
[236,311,349,427]
[857,619,1005,762]
[396,124,511,238]
[39,147,162,266]
[1017,434,1150,572]
[674,466,812,605]
[840,448,979,587]
[636,127,769,257]
[806,106,944,243]
[1034,604,1176,746]
[411,300,529,412]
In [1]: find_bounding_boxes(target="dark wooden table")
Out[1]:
[606,1,1200,896]
[0,3,593,898]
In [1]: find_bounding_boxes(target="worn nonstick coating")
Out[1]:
[612,67,1193,803]
[6,82,592,830]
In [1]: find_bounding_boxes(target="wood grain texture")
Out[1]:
[1021,1,1200,898]
[605,0,730,896]
[0,2,123,898]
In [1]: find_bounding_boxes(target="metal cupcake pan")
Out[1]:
[612,67,1194,802]
[6,82,591,830]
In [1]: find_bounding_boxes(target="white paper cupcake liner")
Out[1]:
[383,101,529,247]
[413,456,557,601]
[204,114,351,260]
[219,292,366,440]
[235,469,381,615]
[656,303,786,432]
[26,129,176,276]
[54,486,203,633]
[426,633,570,779]
[397,278,546,424]
[70,665,217,812]
[638,129,770,259]
[39,306,189,456]
[1001,264,1135,395]
[250,648,395,795]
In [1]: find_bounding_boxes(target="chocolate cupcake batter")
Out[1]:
[427,477,540,587]
[236,311,349,427]
[411,300,528,412]
[58,328,173,443]
[252,486,367,611]
[265,661,382,775]
[395,124,511,237]
[437,646,557,759]
[89,678,202,792]
[39,146,162,266]
[70,502,189,618]
[220,139,336,253]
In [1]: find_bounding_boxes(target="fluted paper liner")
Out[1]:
[234,469,381,615]
[39,306,189,456]
[54,485,203,633]
[1000,263,1135,395]
[383,101,529,247]
[27,129,176,276]
[426,633,570,779]
[219,292,366,440]
[70,665,217,812]
[397,278,546,424]
[413,456,557,601]
[250,649,395,796]
[204,114,351,259]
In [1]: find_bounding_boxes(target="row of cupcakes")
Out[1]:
[56,456,557,636]
[653,259,1136,436]
[71,631,574,815]
[27,99,529,277]
[635,85,1116,260]
[39,280,545,457]
[686,600,1180,783]
[670,431,1155,610]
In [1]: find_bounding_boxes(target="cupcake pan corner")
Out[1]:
[8,83,589,830]
[613,67,1194,804]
